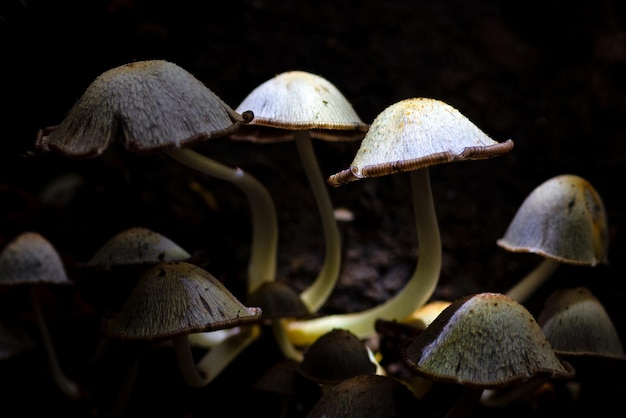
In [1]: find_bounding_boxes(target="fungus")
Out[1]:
[232,70,368,307]
[245,280,313,361]
[400,292,574,417]
[538,286,625,370]
[35,59,278,299]
[498,174,609,303]
[287,97,513,345]
[0,231,79,399]
[102,261,262,387]
[83,226,191,268]
[296,328,378,388]
[305,374,422,418]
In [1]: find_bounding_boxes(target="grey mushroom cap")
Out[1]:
[103,261,262,341]
[328,97,513,186]
[83,227,191,268]
[497,174,609,266]
[0,232,72,286]
[401,292,574,389]
[36,60,252,158]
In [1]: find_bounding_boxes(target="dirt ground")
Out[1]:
[1,1,626,417]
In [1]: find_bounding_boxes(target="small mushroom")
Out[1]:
[287,97,513,345]
[232,70,369,308]
[498,174,609,303]
[296,328,378,388]
[400,292,574,417]
[102,261,261,383]
[537,286,625,370]
[83,226,191,268]
[35,59,279,303]
[246,280,313,361]
[0,231,79,399]
[305,374,422,418]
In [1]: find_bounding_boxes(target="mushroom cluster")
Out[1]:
[5,57,620,418]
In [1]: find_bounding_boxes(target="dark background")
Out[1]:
[1,0,625,416]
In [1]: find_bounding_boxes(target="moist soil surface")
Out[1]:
[1,1,626,417]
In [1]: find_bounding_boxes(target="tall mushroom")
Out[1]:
[232,70,368,307]
[498,174,609,303]
[0,231,79,399]
[35,59,278,298]
[287,97,513,345]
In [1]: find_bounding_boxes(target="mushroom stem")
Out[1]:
[30,286,80,399]
[195,325,262,383]
[294,130,342,313]
[174,325,262,387]
[286,168,441,345]
[271,319,304,362]
[505,259,560,303]
[165,148,278,294]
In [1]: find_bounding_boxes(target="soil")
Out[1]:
[1,1,625,417]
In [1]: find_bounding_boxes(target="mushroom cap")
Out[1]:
[400,292,573,389]
[232,70,368,142]
[102,261,262,341]
[296,328,377,385]
[0,231,72,286]
[328,97,514,186]
[36,60,252,158]
[497,174,609,266]
[305,374,421,418]
[245,281,312,320]
[538,287,624,359]
[83,227,191,268]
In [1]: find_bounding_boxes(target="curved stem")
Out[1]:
[294,131,342,313]
[173,334,214,388]
[505,258,560,303]
[195,324,261,383]
[30,286,80,399]
[165,148,278,294]
[287,168,441,345]
[272,319,303,362]
[174,326,263,388]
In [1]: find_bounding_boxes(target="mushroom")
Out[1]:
[498,174,609,303]
[83,226,192,268]
[400,292,574,417]
[0,231,79,399]
[102,261,262,387]
[536,286,626,411]
[296,328,378,389]
[231,70,368,307]
[537,286,625,371]
[287,97,514,345]
[245,280,313,361]
[305,374,422,418]
[34,59,279,301]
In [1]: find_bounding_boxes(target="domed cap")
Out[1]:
[328,97,513,186]
[103,261,262,341]
[84,227,191,268]
[400,292,574,388]
[0,232,71,286]
[36,60,252,158]
[497,174,609,266]
[233,70,368,142]
[296,328,377,385]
